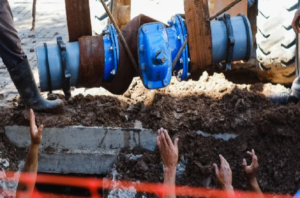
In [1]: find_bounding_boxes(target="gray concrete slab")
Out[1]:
[4,126,157,175]
[39,151,119,175]
[5,126,157,151]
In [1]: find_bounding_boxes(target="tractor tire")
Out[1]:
[256,0,298,85]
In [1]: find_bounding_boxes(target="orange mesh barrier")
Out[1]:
[1,171,295,198]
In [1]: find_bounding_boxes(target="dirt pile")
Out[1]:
[125,72,288,135]
[108,122,300,196]
[2,71,300,196]
[0,72,287,134]
[0,94,128,128]
[106,72,300,196]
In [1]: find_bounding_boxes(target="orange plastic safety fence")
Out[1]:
[1,171,295,198]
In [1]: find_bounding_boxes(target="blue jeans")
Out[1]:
[0,0,26,71]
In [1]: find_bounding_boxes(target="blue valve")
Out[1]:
[138,15,190,89]
[138,23,172,89]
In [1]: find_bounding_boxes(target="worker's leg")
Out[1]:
[269,76,300,104]
[0,0,64,112]
[0,0,25,69]
[292,76,300,99]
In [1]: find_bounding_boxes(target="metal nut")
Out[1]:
[142,63,146,71]
[156,51,167,64]
[139,45,144,52]
[110,69,116,75]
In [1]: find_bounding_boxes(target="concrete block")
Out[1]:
[4,126,157,174]
[5,126,157,151]
[39,150,119,174]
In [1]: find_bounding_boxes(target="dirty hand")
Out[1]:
[157,128,179,170]
[213,155,233,191]
[292,7,300,33]
[242,149,259,181]
[29,109,44,145]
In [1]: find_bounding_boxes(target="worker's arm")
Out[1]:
[213,155,235,197]
[157,128,179,198]
[292,7,300,33]
[242,149,263,197]
[16,109,44,198]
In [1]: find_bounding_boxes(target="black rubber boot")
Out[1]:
[8,58,64,112]
[269,89,299,105]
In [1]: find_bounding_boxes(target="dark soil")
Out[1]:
[0,72,287,134]
[107,72,300,196]
[2,72,300,196]
[108,124,300,197]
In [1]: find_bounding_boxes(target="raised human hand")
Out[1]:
[213,155,233,191]
[29,109,44,145]
[157,128,179,170]
[242,149,259,180]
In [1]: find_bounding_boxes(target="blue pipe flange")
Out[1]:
[102,24,120,82]
[57,37,72,100]
[238,13,253,62]
[138,23,172,89]
[218,14,235,70]
[43,43,52,94]
[167,14,190,81]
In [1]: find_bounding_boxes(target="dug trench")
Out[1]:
[1,72,300,196]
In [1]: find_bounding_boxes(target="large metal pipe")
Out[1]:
[36,14,252,93]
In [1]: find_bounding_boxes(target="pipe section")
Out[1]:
[37,25,119,91]
[36,14,252,94]
[37,42,80,92]
[211,15,253,63]
[138,14,252,89]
